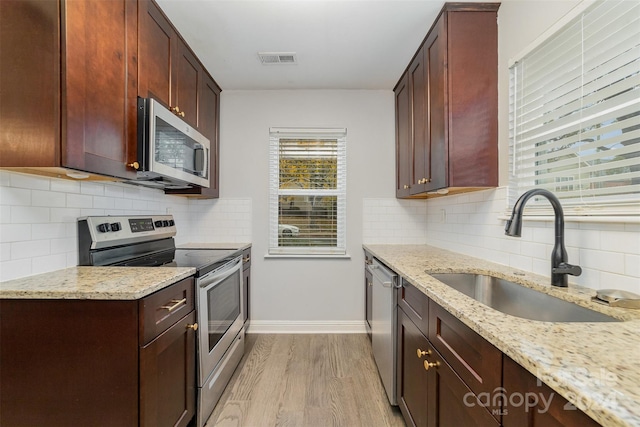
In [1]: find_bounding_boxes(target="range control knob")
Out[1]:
[168,220,175,227]
[110,222,121,232]
[97,223,111,233]
[162,220,169,227]
[154,220,163,228]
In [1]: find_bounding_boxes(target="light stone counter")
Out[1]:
[364,244,640,427]
[0,267,196,300]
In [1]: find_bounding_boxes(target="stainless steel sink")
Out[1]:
[430,273,620,322]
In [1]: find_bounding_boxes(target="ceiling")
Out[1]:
[155,0,454,90]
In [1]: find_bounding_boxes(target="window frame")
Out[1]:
[268,127,347,256]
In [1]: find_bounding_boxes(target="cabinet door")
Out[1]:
[63,0,138,179]
[166,72,220,198]
[426,344,500,427]
[502,356,600,427]
[139,0,174,108]
[398,309,430,427]
[424,14,447,192]
[428,300,502,417]
[410,45,428,195]
[0,0,60,167]
[173,40,200,128]
[140,310,197,427]
[395,72,412,198]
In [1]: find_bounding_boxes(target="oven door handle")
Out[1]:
[198,256,242,290]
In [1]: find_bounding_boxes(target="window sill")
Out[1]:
[264,253,352,260]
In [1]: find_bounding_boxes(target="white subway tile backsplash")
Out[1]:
[32,190,66,208]
[66,193,93,209]
[0,187,32,206]
[11,206,49,224]
[601,231,640,254]
[599,271,640,293]
[1,243,10,261]
[50,179,81,193]
[0,205,10,223]
[11,239,50,260]
[0,224,31,242]
[50,207,82,223]
[31,254,67,275]
[9,173,50,190]
[0,259,32,281]
[580,248,625,275]
[625,254,640,278]
[32,223,67,240]
[80,182,105,196]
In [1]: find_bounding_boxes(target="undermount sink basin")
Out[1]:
[430,273,620,323]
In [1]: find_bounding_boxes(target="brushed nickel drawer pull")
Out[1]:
[161,298,187,312]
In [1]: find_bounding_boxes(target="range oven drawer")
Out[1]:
[139,277,195,346]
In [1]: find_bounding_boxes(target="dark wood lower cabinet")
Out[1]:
[395,282,602,427]
[140,311,196,427]
[502,356,600,427]
[398,309,430,427]
[398,308,498,427]
[0,278,196,427]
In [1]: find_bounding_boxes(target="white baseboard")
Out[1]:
[247,320,367,334]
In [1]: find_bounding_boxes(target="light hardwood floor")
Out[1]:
[205,334,406,427]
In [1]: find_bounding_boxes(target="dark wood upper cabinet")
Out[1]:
[140,0,221,198]
[0,0,138,180]
[396,3,499,199]
[395,72,412,197]
[139,0,200,129]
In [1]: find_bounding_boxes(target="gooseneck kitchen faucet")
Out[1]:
[505,188,582,287]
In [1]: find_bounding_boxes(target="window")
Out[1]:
[269,128,346,255]
[509,0,640,215]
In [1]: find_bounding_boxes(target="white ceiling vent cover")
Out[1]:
[258,52,298,65]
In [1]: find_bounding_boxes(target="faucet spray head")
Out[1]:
[504,216,522,237]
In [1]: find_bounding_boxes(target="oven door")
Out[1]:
[197,256,244,384]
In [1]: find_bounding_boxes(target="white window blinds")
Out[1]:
[269,128,347,255]
[509,0,640,215]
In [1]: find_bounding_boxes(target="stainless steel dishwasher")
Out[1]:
[367,257,399,405]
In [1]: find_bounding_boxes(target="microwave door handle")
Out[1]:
[194,146,207,177]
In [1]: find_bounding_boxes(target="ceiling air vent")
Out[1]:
[258,52,297,65]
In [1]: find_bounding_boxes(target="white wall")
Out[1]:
[220,90,394,331]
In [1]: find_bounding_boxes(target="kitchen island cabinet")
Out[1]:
[0,275,196,427]
[395,3,499,198]
[0,0,139,180]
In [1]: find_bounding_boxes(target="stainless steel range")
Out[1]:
[78,215,245,427]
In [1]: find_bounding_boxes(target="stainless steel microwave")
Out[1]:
[136,97,210,189]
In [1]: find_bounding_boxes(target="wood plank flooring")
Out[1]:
[205,334,406,427]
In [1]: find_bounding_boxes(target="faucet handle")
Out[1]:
[553,262,582,277]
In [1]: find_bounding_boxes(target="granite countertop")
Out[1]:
[0,267,196,300]
[364,244,640,427]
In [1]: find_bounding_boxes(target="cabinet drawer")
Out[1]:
[399,279,429,335]
[428,300,501,403]
[139,277,195,345]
